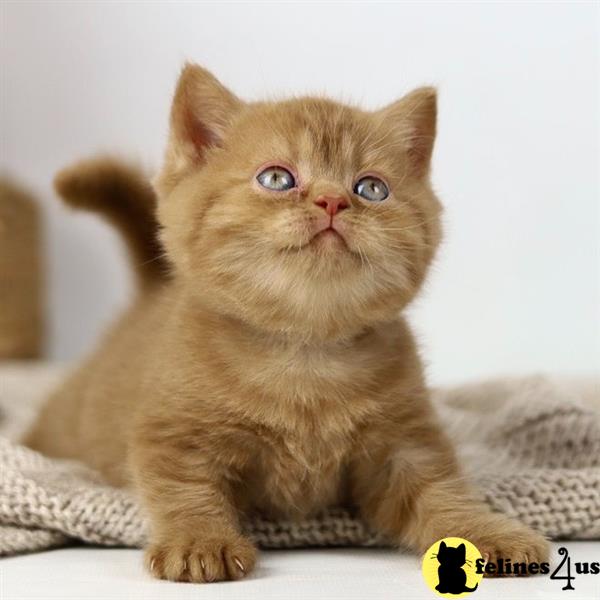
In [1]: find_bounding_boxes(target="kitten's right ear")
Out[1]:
[156,63,242,195]
[439,541,447,550]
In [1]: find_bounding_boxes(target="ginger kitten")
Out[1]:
[25,64,549,582]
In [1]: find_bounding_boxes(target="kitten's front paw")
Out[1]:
[472,521,549,577]
[145,533,257,583]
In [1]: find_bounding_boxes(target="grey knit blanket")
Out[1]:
[1,363,599,557]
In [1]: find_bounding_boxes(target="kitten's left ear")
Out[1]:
[377,87,437,177]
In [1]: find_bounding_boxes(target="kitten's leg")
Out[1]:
[350,417,549,571]
[130,439,256,583]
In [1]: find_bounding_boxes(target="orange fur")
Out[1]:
[54,157,168,288]
[24,63,548,582]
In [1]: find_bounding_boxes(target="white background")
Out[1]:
[1,1,598,384]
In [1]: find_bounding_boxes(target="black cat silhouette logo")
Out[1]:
[422,537,484,597]
[435,541,478,594]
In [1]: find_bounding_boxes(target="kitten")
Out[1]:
[24,63,549,582]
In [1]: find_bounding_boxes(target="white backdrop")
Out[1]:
[2,1,598,384]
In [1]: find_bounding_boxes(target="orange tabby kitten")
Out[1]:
[25,64,549,582]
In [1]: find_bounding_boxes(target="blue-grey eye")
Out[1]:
[353,176,389,202]
[256,166,296,191]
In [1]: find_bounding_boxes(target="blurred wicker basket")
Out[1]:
[0,178,44,358]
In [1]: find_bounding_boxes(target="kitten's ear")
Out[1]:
[157,63,243,194]
[377,87,437,177]
[439,541,447,550]
[458,543,466,555]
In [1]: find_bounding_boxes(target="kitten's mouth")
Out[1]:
[310,226,348,249]
[310,221,349,245]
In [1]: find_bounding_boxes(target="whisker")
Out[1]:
[138,251,169,268]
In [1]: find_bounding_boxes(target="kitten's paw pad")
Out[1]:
[476,527,549,577]
[145,535,257,583]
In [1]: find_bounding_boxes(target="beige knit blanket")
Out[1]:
[1,363,599,557]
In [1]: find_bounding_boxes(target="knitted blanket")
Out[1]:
[1,363,599,557]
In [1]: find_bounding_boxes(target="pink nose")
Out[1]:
[314,195,349,216]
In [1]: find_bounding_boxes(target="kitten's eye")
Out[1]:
[353,176,389,202]
[256,166,296,191]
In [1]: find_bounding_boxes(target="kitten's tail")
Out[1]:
[54,157,168,288]
[465,583,479,592]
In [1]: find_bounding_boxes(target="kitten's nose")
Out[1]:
[314,194,349,216]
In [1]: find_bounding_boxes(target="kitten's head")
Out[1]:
[156,64,442,340]
[437,541,467,567]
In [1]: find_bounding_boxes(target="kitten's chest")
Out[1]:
[228,330,385,409]
[213,326,397,516]
[248,419,356,518]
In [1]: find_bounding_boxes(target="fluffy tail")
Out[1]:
[54,157,168,288]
